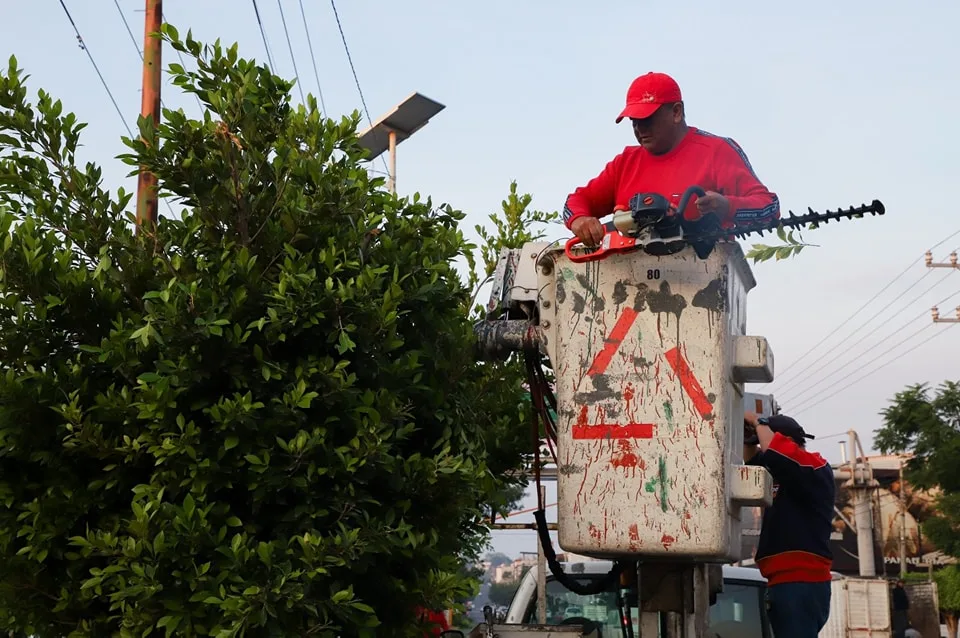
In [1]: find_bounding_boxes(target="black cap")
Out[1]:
[760,415,815,442]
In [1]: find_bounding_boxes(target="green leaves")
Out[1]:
[0,24,527,638]
[875,381,960,562]
[745,224,818,264]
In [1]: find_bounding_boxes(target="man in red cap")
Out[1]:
[563,72,780,246]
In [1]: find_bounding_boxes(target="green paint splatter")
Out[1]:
[658,456,669,512]
[643,456,670,512]
[562,268,576,281]
[662,401,674,432]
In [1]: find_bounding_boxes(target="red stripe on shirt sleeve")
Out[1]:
[768,433,828,469]
[712,137,780,226]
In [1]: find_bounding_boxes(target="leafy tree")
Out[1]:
[0,27,534,637]
[875,382,960,559]
[463,181,560,521]
[935,566,960,638]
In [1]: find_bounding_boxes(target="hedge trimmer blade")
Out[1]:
[580,198,887,263]
[725,199,885,241]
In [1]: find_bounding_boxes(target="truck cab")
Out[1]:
[504,561,772,638]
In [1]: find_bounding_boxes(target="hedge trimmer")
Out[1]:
[564,185,885,262]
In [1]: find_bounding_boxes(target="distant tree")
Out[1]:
[488,567,530,608]
[874,382,960,559]
[485,552,513,569]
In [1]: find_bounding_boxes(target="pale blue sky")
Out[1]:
[3,0,959,558]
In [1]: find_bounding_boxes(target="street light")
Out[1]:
[356,91,445,194]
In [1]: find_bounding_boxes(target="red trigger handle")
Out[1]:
[564,236,606,263]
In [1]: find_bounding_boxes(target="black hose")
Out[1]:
[525,352,622,597]
[532,509,621,595]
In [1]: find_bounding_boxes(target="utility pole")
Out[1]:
[925,250,959,269]
[136,0,163,231]
[899,456,908,577]
[931,306,960,323]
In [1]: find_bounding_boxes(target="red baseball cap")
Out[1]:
[615,72,683,123]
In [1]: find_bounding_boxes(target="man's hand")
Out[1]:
[696,191,731,219]
[744,411,776,451]
[571,216,605,246]
[743,411,761,462]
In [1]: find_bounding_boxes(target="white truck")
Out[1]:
[501,560,772,637]
[462,561,897,638]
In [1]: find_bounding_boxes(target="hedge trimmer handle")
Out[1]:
[564,232,639,263]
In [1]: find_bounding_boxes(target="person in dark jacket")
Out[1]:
[892,579,910,638]
[744,412,835,638]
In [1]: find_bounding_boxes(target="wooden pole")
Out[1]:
[900,457,908,577]
[136,0,163,231]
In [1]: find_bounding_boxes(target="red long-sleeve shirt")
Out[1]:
[562,127,780,229]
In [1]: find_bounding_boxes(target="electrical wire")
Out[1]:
[776,269,958,404]
[297,0,328,114]
[160,11,205,113]
[756,228,960,389]
[58,0,132,138]
[113,0,142,59]
[60,0,176,219]
[789,322,957,417]
[329,0,391,175]
[251,0,276,69]
[276,0,306,105]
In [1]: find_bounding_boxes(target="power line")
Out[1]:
[770,267,936,396]
[776,265,957,402]
[113,0,142,59]
[329,0,390,175]
[251,0,276,69]
[790,322,957,417]
[157,11,204,113]
[770,245,960,396]
[779,273,960,406]
[276,0,306,105]
[297,0,327,114]
[756,227,960,390]
[58,0,132,138]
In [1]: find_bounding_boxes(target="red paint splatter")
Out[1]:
[573,423,655,439]
[589,524,602,541]
[660,534,676,550]
[664,346,713,418]
[610,439,639,470]
[577,404,589,427]
[586,307,639,376]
